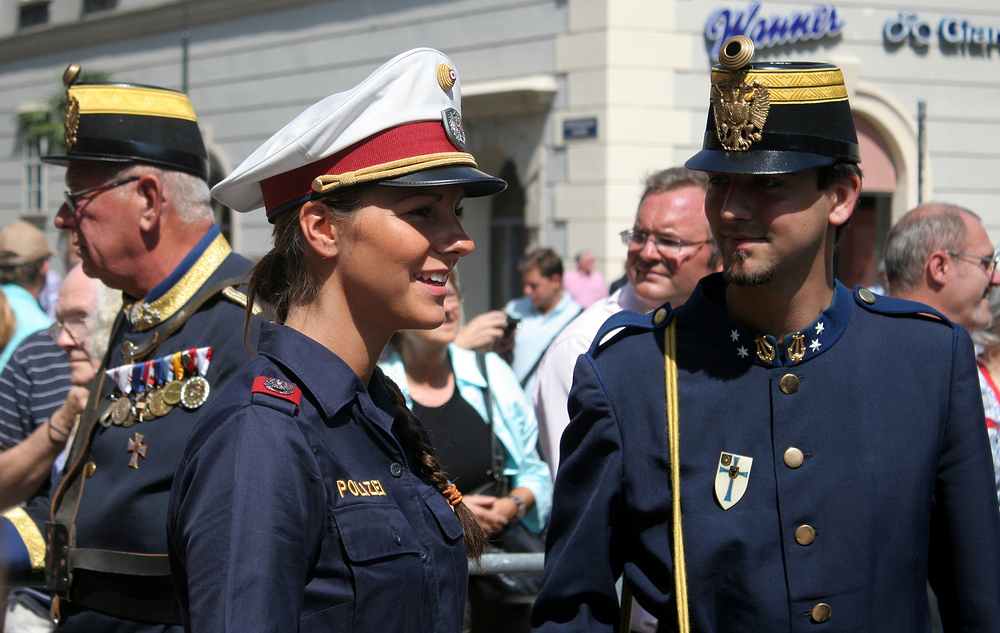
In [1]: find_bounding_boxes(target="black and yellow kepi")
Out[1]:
[685,35,861,175]
[42,63,209,181]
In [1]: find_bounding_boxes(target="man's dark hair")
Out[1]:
[519,248,563,279]
[816,162,862,191]
[0,260,46,289]
[815,162,863,243]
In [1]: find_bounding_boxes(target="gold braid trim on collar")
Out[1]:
[124,233,232,331]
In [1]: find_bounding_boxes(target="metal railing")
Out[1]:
[469,552,544,575]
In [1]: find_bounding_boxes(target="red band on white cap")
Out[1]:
[260,121,464,214]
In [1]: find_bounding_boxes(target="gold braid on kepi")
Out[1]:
[42,64,209,181]
[685,35,861,176]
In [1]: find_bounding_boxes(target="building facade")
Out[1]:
[1,0,998,315]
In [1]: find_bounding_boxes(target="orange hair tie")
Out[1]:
[442,483,463,506]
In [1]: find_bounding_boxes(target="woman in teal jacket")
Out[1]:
[380,273,552,632]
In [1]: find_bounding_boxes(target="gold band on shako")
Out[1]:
[43,64,209,181]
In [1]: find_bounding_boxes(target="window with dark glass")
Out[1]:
[83,0,117,15]
[17,1,49,28]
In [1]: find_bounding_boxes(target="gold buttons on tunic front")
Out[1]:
[84,462,97,478]
[779,374,799,394]
[795,524,816,545]
[784,447,804,468]
[811,603,832,623]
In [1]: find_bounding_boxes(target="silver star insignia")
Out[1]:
[809,339,821,352]
[141,305,161,325]
[737,346,749,359]
[730,329,740,342]
[815,322,825,335]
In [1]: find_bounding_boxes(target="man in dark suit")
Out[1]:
[532,36,1000,633]
[0,65,254,632]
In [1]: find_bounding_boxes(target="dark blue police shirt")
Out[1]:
[168,321,468,633]
[532,273,1000,633]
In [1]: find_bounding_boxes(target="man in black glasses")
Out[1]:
[885,203,1000,332]
[533,167,722,476]
[0,66,253,632]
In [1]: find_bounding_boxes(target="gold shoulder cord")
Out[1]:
[665,320,690,633]
[619,320,689,633]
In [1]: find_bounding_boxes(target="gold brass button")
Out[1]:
[784,447,804,468]
[858,288,876,304]
[795,524,816,545]
[779,374,799,394]
[811,602,832,623]
[84,462,97,478]
[653,308,668,325]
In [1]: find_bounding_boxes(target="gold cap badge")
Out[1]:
[437,63,457,92]
[711,36,770,152]
[62,63,84,152]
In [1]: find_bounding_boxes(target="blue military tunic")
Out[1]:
[0,225,254,631]
[532,273,1000,633]
[167,321,468,633]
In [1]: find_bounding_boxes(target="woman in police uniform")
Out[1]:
[167,48,505,633]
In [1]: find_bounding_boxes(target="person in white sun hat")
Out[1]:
[167,48,506,633]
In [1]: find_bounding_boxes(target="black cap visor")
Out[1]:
[377,165,507,197]
[685,149,838,175]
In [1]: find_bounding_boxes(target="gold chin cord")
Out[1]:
[618,321,691,633]
[619,320,689,633]
[665,320,690,633]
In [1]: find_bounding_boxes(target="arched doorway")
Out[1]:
[490,160,527,308]
[834,115,898,289]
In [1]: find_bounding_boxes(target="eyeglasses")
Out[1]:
[620,229,713,254]
[49,317,90,345]
[63,176,140,211]
[944,249,1000,277]
[444,291,464,304]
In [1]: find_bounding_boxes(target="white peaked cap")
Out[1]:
[212,47,505,220]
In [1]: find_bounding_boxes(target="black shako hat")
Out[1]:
[685,35,861,175]
[42,64,209,181]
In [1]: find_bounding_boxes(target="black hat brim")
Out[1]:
[685,149,837,175]
[377,165,507,197]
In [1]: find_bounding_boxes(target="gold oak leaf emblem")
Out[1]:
[711,72,770,152]
[64,94,80,153]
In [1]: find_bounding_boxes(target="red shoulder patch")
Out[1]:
[252,376,301,406]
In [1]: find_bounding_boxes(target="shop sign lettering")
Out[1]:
[884,12,1000,48]
[705,2,846,58]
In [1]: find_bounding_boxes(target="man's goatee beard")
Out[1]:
[723,250,775,287]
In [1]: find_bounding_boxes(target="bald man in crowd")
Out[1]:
[885,203,1000,332]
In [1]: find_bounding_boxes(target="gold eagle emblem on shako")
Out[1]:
[64,93,80,153]
[711,71,770,152]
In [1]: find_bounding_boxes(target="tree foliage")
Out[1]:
[15,69,113,154]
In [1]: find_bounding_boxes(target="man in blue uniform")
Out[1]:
[0,65,253,631]
[532,36,1000,633]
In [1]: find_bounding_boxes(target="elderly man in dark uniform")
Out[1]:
[531,36,1000,633]
[0,66,253,632]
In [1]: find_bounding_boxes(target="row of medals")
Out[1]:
[102,375,210,428]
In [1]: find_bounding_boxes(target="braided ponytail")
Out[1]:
[375,367,488,560]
